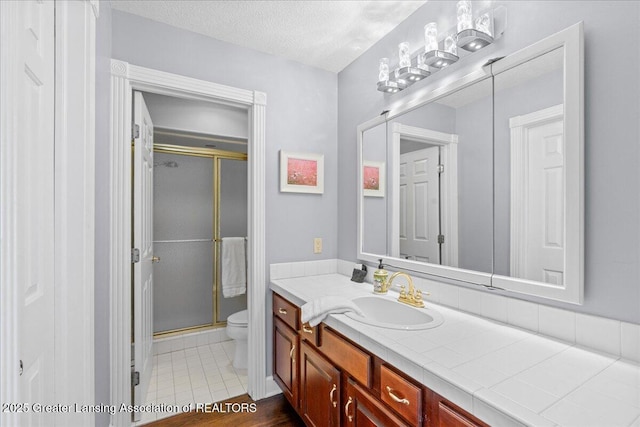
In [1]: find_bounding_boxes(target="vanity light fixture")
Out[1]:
[456,1,494,52]
[422,22,459,69]
[377,3,505,94]
[377,57,407,93]
[394,41,430,85]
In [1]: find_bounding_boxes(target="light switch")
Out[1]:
[313,238,322,254]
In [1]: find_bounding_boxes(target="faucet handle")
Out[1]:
[415,290,423,301]
[399,285,407,298]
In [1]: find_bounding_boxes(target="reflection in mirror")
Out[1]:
[493,48,564,284]
[361,78,494,274]
[361,122,388,255]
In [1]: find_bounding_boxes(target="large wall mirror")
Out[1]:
[357,22,584,303]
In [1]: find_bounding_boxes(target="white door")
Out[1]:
[133,91,154,419]
[510,108,564,285]
[524,120,565,284]
[16,1,57,424]
[399,146,440,263]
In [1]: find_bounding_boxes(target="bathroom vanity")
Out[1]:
[272,290,487,426]
[270,272,640,427]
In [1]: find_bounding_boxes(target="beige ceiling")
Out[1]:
[110,0,427,73]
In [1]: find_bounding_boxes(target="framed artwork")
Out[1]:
[280,151,324,194]
[363,161,385,197]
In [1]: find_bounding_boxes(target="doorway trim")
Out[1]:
[109,60,266,427]
[391,123,459,267]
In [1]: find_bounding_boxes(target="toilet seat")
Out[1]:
[227,309,248,327]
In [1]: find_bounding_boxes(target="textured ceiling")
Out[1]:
[110,0,427,73]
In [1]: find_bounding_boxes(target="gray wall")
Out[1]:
[94,2,112,426]
[110,9,338,381]
[112,10,338,264]
[455,89,494,273]
[338,1,640,323]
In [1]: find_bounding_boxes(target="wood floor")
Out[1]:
[144,393,304,427]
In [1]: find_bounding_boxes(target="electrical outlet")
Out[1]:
[313,238,322,254]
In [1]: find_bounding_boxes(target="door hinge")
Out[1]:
[131,248,140,263]
[132,124,140,140]
[437,164,444,174]
[19,360,23,376]
[132,371,140,387]
[437,234,445,244]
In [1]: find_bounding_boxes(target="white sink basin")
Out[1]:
[345,296,444,330]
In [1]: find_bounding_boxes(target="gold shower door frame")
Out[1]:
[153,143,248,338]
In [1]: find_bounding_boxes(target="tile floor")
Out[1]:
[137,340,248,425]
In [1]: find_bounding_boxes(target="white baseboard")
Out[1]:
[264,376,282,398]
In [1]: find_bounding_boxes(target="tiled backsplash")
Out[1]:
[269,259,640,363]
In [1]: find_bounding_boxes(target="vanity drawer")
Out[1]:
[320,327,371,387]
[380,365,422,426]
[299,321,320,347]
[273,293,299,331]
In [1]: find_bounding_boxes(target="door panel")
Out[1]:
[510,115,564,284]
[153,152,214,332]
[400,146,440,263]
[273,317,299,409]
[133,91,154,420]
[17,1,56,424]
[300,342,340,427]
[216,158,248,322]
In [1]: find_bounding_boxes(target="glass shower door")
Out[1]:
[153,152,215,334]
[216,157,248,323]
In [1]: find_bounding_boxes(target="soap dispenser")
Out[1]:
[373,259,389,294]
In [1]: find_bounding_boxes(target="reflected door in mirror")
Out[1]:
[399,145,441,263]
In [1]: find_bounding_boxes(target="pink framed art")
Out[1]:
[280,151,324,194]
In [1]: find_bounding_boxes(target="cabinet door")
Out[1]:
[274,316,299,409]
[345,380,411,427]
[300,341,341,426]
[425,389,488,427]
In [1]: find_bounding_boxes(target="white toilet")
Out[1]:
[226,309,248,370]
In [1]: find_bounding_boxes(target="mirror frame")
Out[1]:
[490,22,584,304]
[357,22,584,304]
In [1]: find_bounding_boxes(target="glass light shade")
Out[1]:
[378,58,389,82]
[457,0,473,33]
[444,34,457,56]
[424,23,439,52]
[417,53,428,71]
[398,42,411,68]
[475,11,494,37]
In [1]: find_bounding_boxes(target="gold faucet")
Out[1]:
[386,272,426,308]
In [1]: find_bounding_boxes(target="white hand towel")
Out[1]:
[221,237,246,298]
[301,296,365,327]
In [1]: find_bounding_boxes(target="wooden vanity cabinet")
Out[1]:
[425,389,489,427]
[299,341,341,426]
[344,379,411,427]
[380,364,423,425]
[272,292,488,427]
[272,293,300,410]
[273,316,299,409]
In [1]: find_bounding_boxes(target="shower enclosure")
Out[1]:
[152,144,247,336]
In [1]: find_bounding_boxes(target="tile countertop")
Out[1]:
[270,274,640,427]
